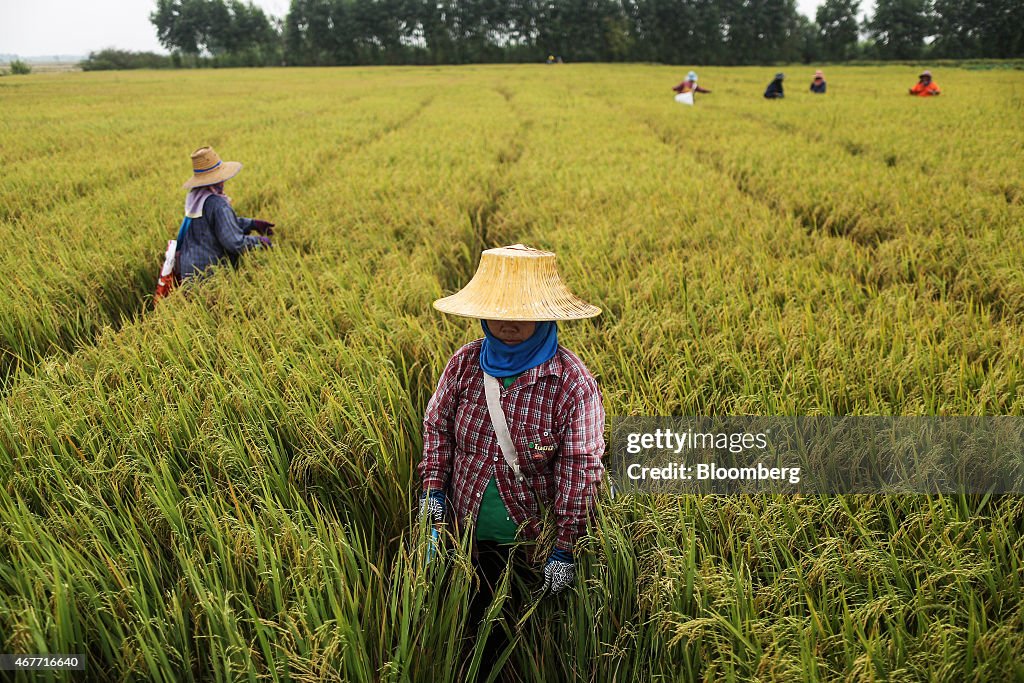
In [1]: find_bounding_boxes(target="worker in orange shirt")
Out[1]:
[909,70,941,97]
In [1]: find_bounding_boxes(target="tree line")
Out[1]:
[80,0,1024,69]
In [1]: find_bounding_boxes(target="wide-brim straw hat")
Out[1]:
[433,244,601,321]
[182,146,242,189]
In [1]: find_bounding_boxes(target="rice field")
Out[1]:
[1,64,1023,682]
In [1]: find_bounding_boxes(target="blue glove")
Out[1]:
[427,527,441,563]
[419,489,445,525]
[541,548,575,595]
[256,236,272,248]
[419,490,446,562]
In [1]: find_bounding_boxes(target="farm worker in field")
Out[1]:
[418,244,604,678]
[764,72,785,99]
[810,70,826,94]
[909,70,941,96]
[176,146,274,281]
[673,71,711,96]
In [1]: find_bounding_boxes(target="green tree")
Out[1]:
[415,0,455,63]
[624,0,691,63]
[932,0,1024,58]
[219,0,281,62]
[721,0,801,65]
[816,0,859,61]
[930,0,976,56]
[80,49,173,70]
[794,14,821,63]
[152,0,280,64]
[151,0,210,55]
[867,0,933,59]
[975,0,1024,57]
[285,0,331,65]
[536,0,628,62]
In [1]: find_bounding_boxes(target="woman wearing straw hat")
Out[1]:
[176,146,274,281]
[418,244,605,677]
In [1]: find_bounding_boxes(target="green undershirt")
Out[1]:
[475,375,521,544]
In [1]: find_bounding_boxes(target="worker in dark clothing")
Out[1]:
[764,72,785,99]
[175,147,274,281]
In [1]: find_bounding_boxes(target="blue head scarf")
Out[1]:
[479,321,558,377]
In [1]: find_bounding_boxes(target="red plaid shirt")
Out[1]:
[420,339,605,551]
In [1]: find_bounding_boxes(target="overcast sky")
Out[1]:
[0,0,289,56]
[2,0,841,57]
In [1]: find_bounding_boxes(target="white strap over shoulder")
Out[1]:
[482,371,525,482]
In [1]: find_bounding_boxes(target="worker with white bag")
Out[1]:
[672,70,711,105]
[155,147,275,300]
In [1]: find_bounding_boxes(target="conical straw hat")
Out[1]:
[182,146,243,189]
[434,244,601,321]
